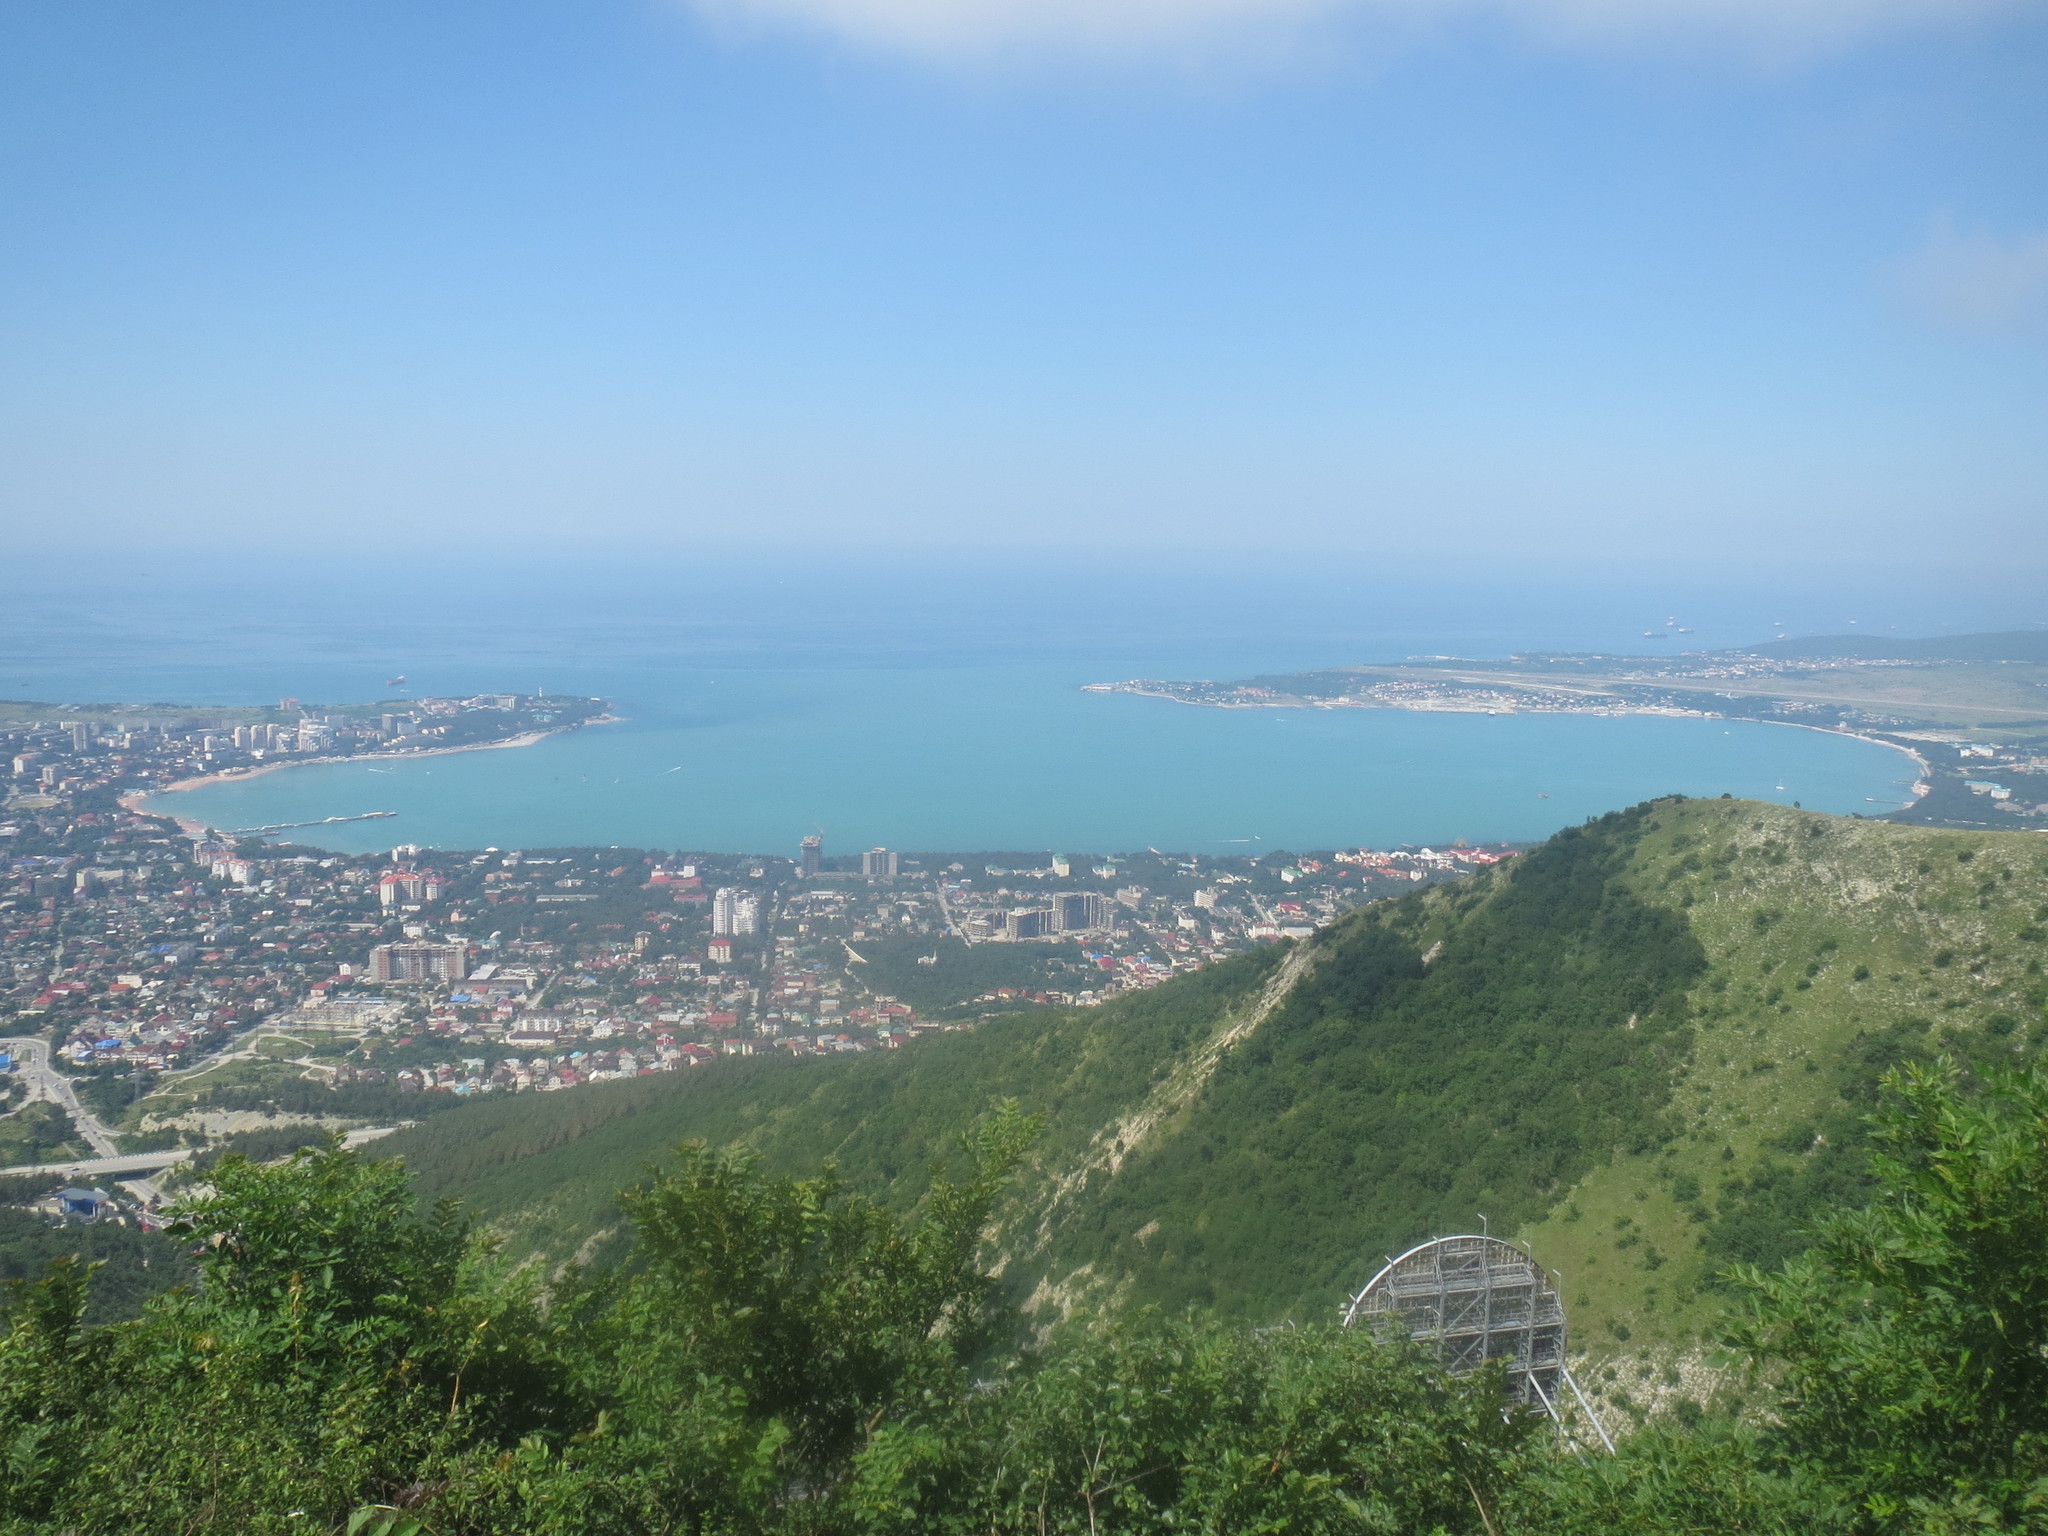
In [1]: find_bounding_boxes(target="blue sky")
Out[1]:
[1,0,2043,579]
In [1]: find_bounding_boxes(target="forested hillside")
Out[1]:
[388,797,2048,1351]
[11,796,2048,1534]
[393,950,1291,1271]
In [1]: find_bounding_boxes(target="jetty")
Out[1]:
[227,811,397,835]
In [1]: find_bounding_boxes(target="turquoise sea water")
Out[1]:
[4,554,1953,857]
[147,663,1917,856]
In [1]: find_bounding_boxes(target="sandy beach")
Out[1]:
[117,727,574,834]
[1099,686,1933,810]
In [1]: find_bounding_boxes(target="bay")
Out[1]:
[146,662,1915,856]
[3,552,1959,856]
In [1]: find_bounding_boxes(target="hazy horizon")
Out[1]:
[4,548,2041,721]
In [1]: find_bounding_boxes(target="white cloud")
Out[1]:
[1894,218,2048,335]
[681,0,1331,61]
[676,0,2004,62]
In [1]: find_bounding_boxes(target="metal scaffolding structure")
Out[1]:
[1343,1235,1613,1452]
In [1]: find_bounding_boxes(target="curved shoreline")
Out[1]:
[117,696,1927,852]
[1743,717,1929,809]
[1097,687,1932,809]
[117,726,580,834]
[1769,718,1927,778]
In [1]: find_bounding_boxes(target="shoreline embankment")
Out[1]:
[116,721,617,835]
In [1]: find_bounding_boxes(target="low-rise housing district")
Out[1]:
[0,694,1525,1209]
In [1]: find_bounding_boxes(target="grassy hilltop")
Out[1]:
[388,797,2048,1358]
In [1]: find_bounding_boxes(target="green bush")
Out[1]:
[7,1055,2048,1534]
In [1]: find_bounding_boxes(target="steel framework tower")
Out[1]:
[1343,1235,1613,1452]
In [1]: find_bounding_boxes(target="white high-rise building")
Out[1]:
[713,889,761,937]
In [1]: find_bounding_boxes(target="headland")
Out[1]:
[1085,631,2048,831]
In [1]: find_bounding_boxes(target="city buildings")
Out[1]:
[711,888,760,936]
[368,942,469,983]
[1053,890,1107,934]
[378,866,446,908]
[0,698,1532,1155]
[999,907,1046,941]
[989,891,1109,941]
[799,834,822,877]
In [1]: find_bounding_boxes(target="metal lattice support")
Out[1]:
[1342,1235,1612,1452]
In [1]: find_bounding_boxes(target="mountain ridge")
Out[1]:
[1734,628,2048,663]
[386,797,2048,1358]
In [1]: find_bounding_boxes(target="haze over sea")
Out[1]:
[9,554,2031,859]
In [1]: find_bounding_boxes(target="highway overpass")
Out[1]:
[2,1148,194,1181]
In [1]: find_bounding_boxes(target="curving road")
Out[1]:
[1,1036,123,1158]
[3,1037,406,1205]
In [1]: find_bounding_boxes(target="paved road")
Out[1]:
[1,1036,123,1157]
[933,883,975,945]
[1,1129,398,1187]
[0,1148,193,1181]
[3,1035,404,1201]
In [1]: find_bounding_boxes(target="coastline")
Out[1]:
[1750,717,1931,808]
[1098,684,1631,713]
[1098,685,1932,809]
[117,726,574,832]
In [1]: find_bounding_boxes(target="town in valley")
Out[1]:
[0,699,1506,1221]
[8,625,2041,1226]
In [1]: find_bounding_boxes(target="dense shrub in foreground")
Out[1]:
[6,1062,2048,1534]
